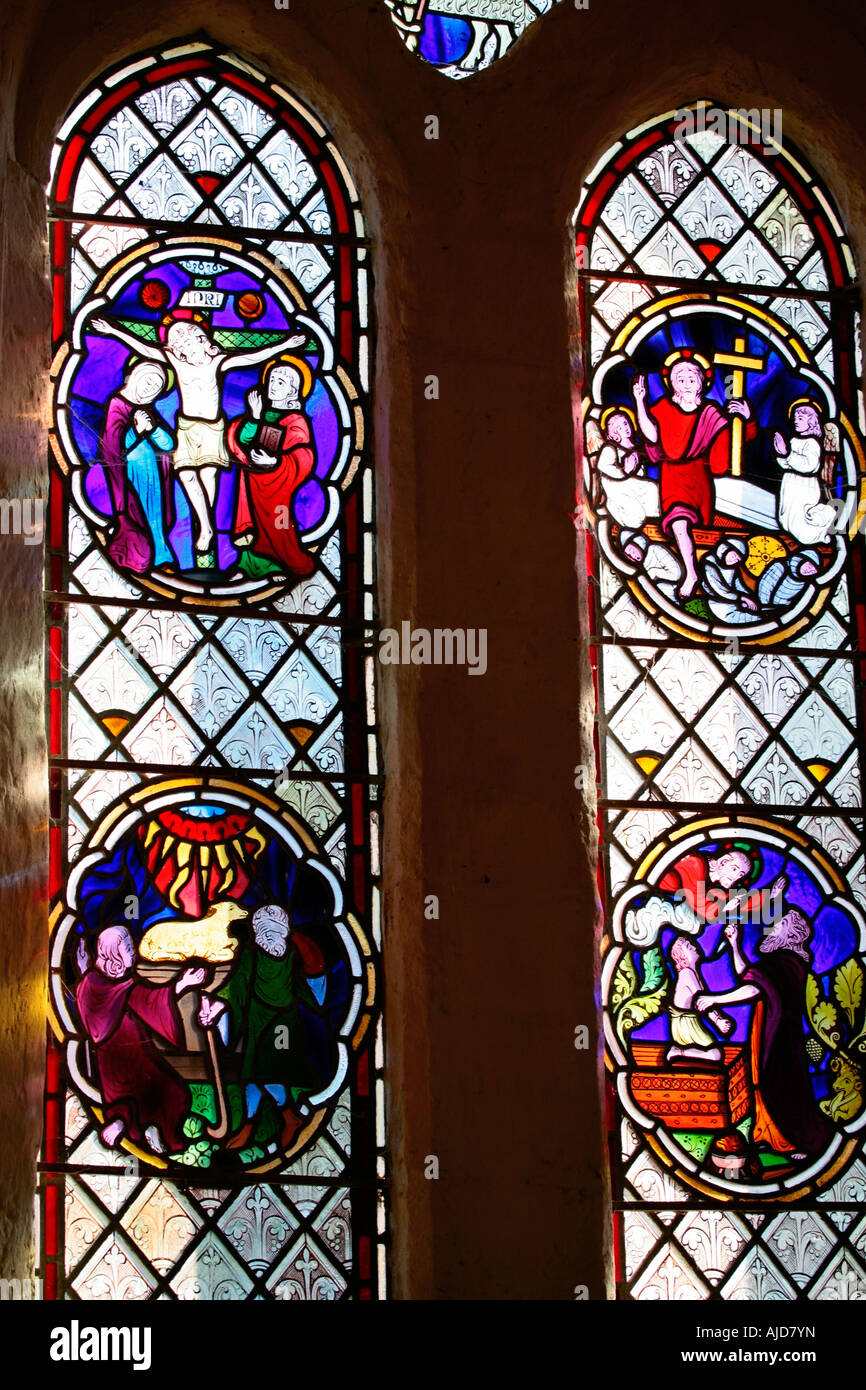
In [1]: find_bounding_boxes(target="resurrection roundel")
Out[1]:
[604,817,866,1198]
[584,296,866,645]
[51,237,363,605]
[49,778,376,1173]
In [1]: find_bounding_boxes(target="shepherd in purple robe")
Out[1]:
[76,926,204,1155]
[696,910,835,1160]
[99,361,175,574]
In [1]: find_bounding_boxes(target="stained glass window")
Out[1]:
[575,102,866,1298]
[41,38,385,1301]
[384,0,562,78]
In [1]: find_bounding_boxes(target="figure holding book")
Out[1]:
[227,358,317,579]
[91,312,306,568]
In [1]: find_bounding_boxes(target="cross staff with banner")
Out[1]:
[713,336,766,477]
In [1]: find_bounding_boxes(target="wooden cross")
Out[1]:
[713,336,765,477]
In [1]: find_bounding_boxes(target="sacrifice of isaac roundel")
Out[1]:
[605,819,866,1199]
[52,239,362,605]
[49,779,377,1173]
[584,297,866,645]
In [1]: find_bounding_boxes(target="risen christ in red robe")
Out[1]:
[648,395,732,530]
[632,359,754,598]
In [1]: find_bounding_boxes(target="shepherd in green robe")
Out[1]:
[218,903,329,1150]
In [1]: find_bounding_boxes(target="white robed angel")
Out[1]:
[774,400,836,546]
[587,409,659,561]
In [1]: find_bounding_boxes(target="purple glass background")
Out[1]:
[70,256,344,569]
[629,841,860,1050]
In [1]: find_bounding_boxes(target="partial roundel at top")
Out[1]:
[384,0,562,78]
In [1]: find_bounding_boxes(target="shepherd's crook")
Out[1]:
[205,1020,231,1140]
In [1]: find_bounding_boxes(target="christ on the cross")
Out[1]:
[632,351,755,599]
[90,310,306,564]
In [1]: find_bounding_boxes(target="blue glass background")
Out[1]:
[599,315,837,502]
[419,14,474,65]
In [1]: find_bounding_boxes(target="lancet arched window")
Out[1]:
[575,102,866,1298]
[42,37,384,1301]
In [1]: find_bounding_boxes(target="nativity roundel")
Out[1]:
[51,238,363,605]
[49,778,377,1173]
[604,817,866,1199]
[584,296,866,644]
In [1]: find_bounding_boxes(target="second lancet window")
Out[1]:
[575,101,866,1299]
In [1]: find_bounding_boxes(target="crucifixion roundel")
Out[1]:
[52,238,362,605]
[584,296,866,644]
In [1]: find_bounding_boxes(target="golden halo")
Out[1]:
[601,404,637,432]
[161,311,206,327]
[662,349,713,385]
[788,396,824,420]
[265,354,314,399]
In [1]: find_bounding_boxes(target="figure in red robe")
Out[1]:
[659,845,781,925]
[76,926,204,1155]
[632,352,755,598]
[227,360,317,580]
